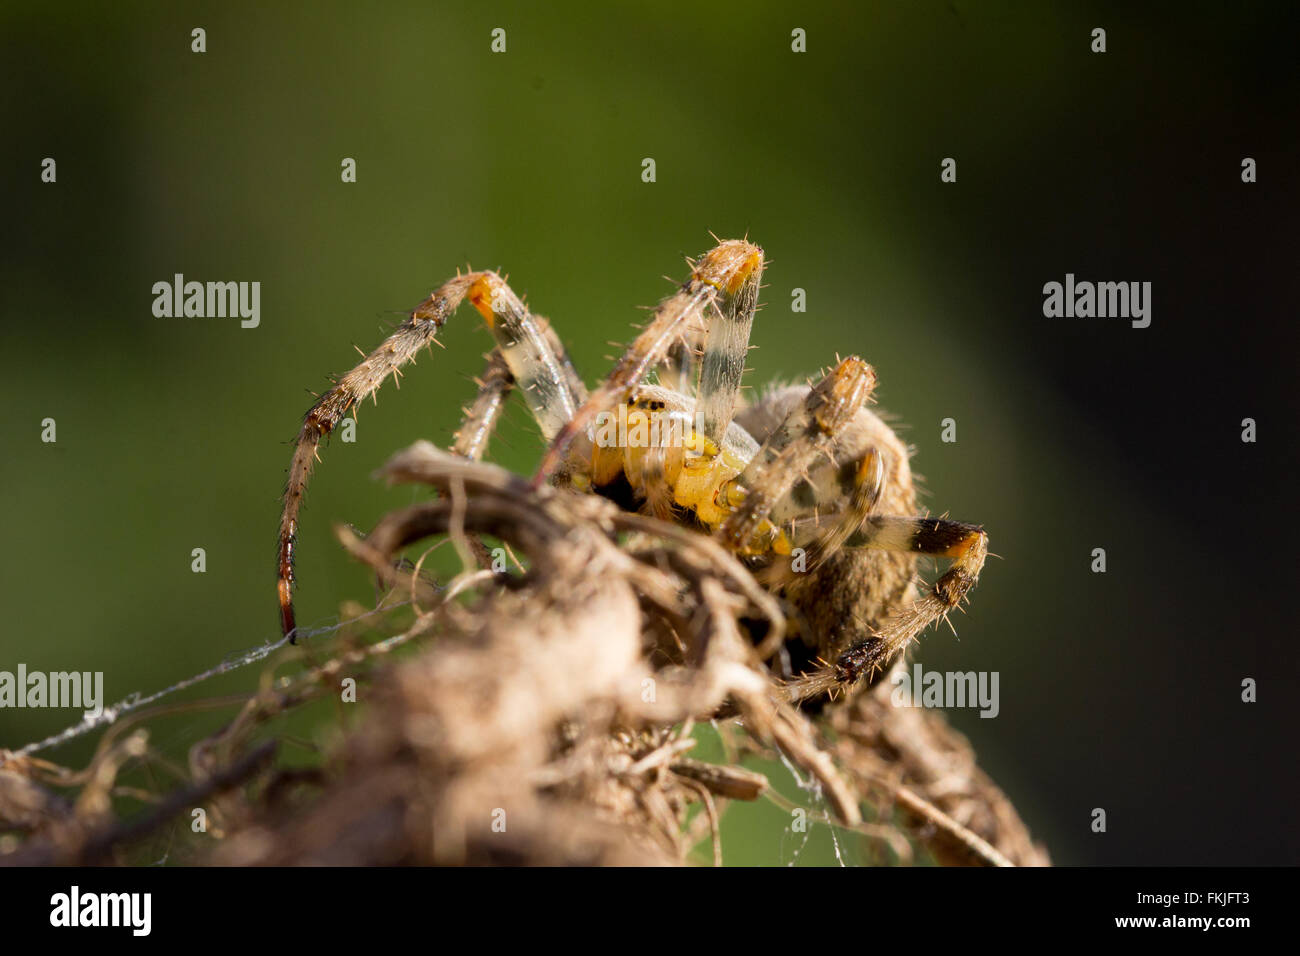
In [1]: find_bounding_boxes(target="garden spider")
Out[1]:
[276,238,988,700]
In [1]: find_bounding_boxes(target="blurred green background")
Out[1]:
[2,1,1297,864]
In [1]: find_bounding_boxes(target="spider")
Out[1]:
[276,238,988,700]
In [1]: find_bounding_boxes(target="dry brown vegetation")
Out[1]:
[0,444,1047,867]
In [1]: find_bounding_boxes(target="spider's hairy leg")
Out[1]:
[657,319,705,396]
[465,275,587,442]
[451,348,514,462]
[539,316,588,406]
[446,348,516,571]
[765,441,888,570]
[533,239,764,487]
[716,357,878,555]
[278,270,581,641]
[783,515,989,701]
[278,273,480,641]
[692,244,764,445]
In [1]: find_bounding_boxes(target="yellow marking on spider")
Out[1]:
[726,250,763,294]
[940,531,985,558]
[674,438,751,528]
[724,483,748,508]
[682,431,720,460]
[467,276,495,325]
[856,448,881,487]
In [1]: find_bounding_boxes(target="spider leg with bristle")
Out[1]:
[445,348,518,573]
[450,349,514,462]
[691,244,764,446]
[657,314,705,396]
[715,356,879,554]
[463,278,587,441]
[780,515,989,701]
[278,272,584,642]
[532,239,764,487]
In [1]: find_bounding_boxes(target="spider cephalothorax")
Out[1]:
[277,239,988,700]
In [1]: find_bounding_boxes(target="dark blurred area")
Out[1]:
[1,1,1296,864]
